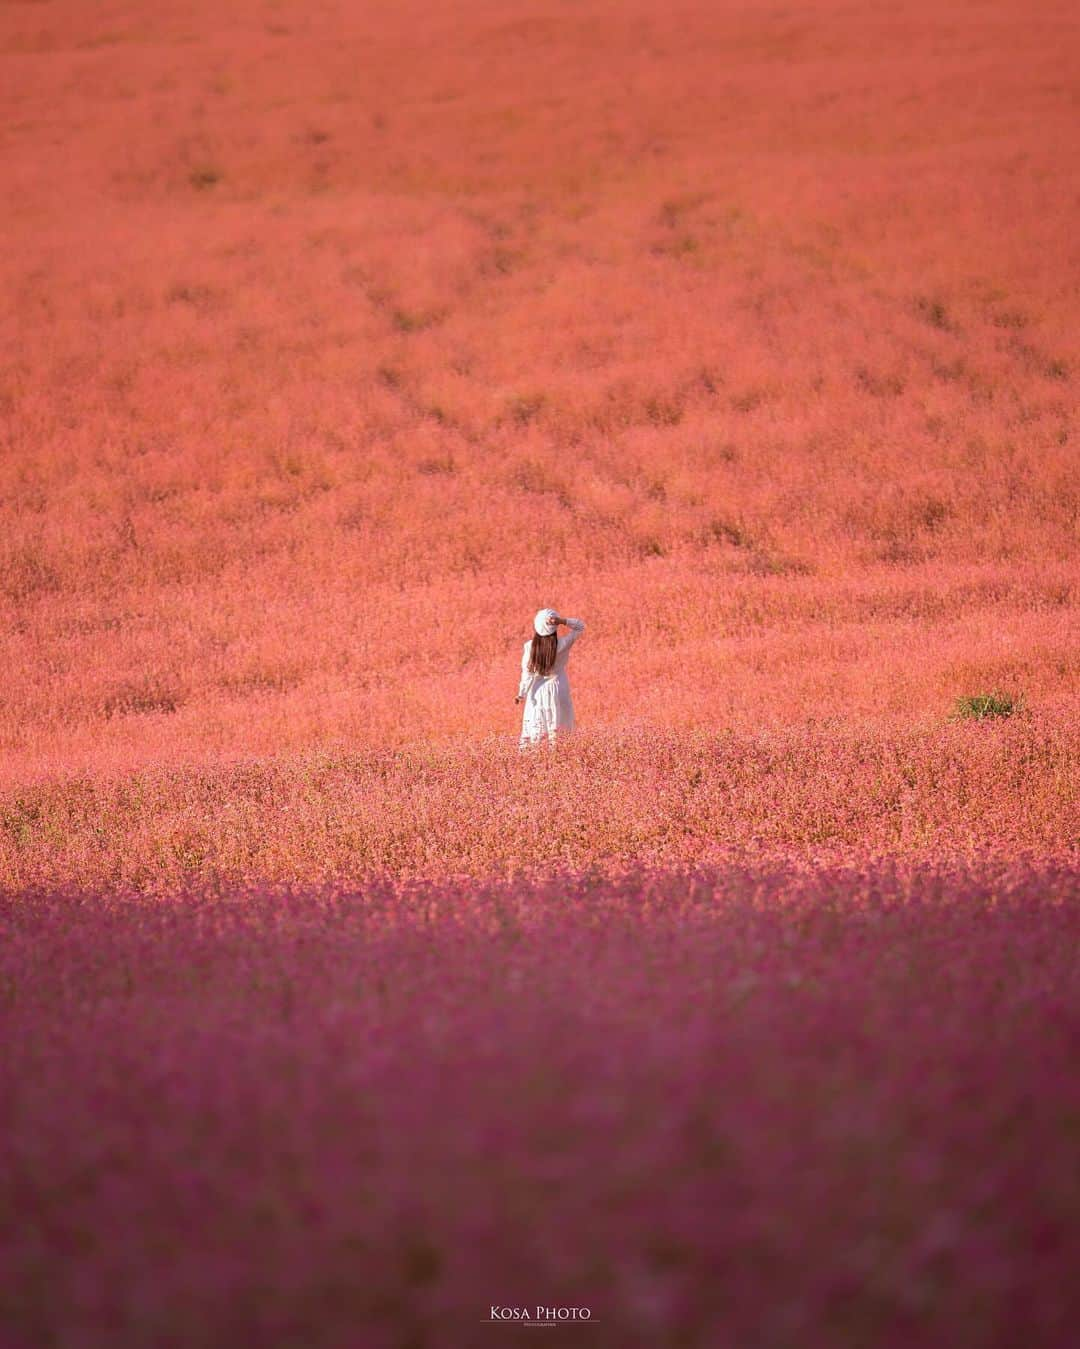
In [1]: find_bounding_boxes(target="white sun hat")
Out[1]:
[533,607,558,636]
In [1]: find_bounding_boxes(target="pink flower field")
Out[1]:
[2,0,1078,1343]
[4,861,1079,1347]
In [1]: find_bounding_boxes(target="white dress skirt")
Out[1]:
[517,618,585,748]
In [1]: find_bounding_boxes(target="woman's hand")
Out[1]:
[514,695,521,704]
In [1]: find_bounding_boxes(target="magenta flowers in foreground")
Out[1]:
[3,859,1078,1348]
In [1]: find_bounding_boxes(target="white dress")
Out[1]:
[517,618,585,748]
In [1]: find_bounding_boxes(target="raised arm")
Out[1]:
[558,617,585,651]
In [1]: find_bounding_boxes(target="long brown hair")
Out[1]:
[527,631,558,676]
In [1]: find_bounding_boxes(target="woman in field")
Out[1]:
[516,608,586,749]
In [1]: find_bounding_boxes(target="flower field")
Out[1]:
[4,861,1078,1347]
[1,719,1077,894]
[2,0,1078,1344]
